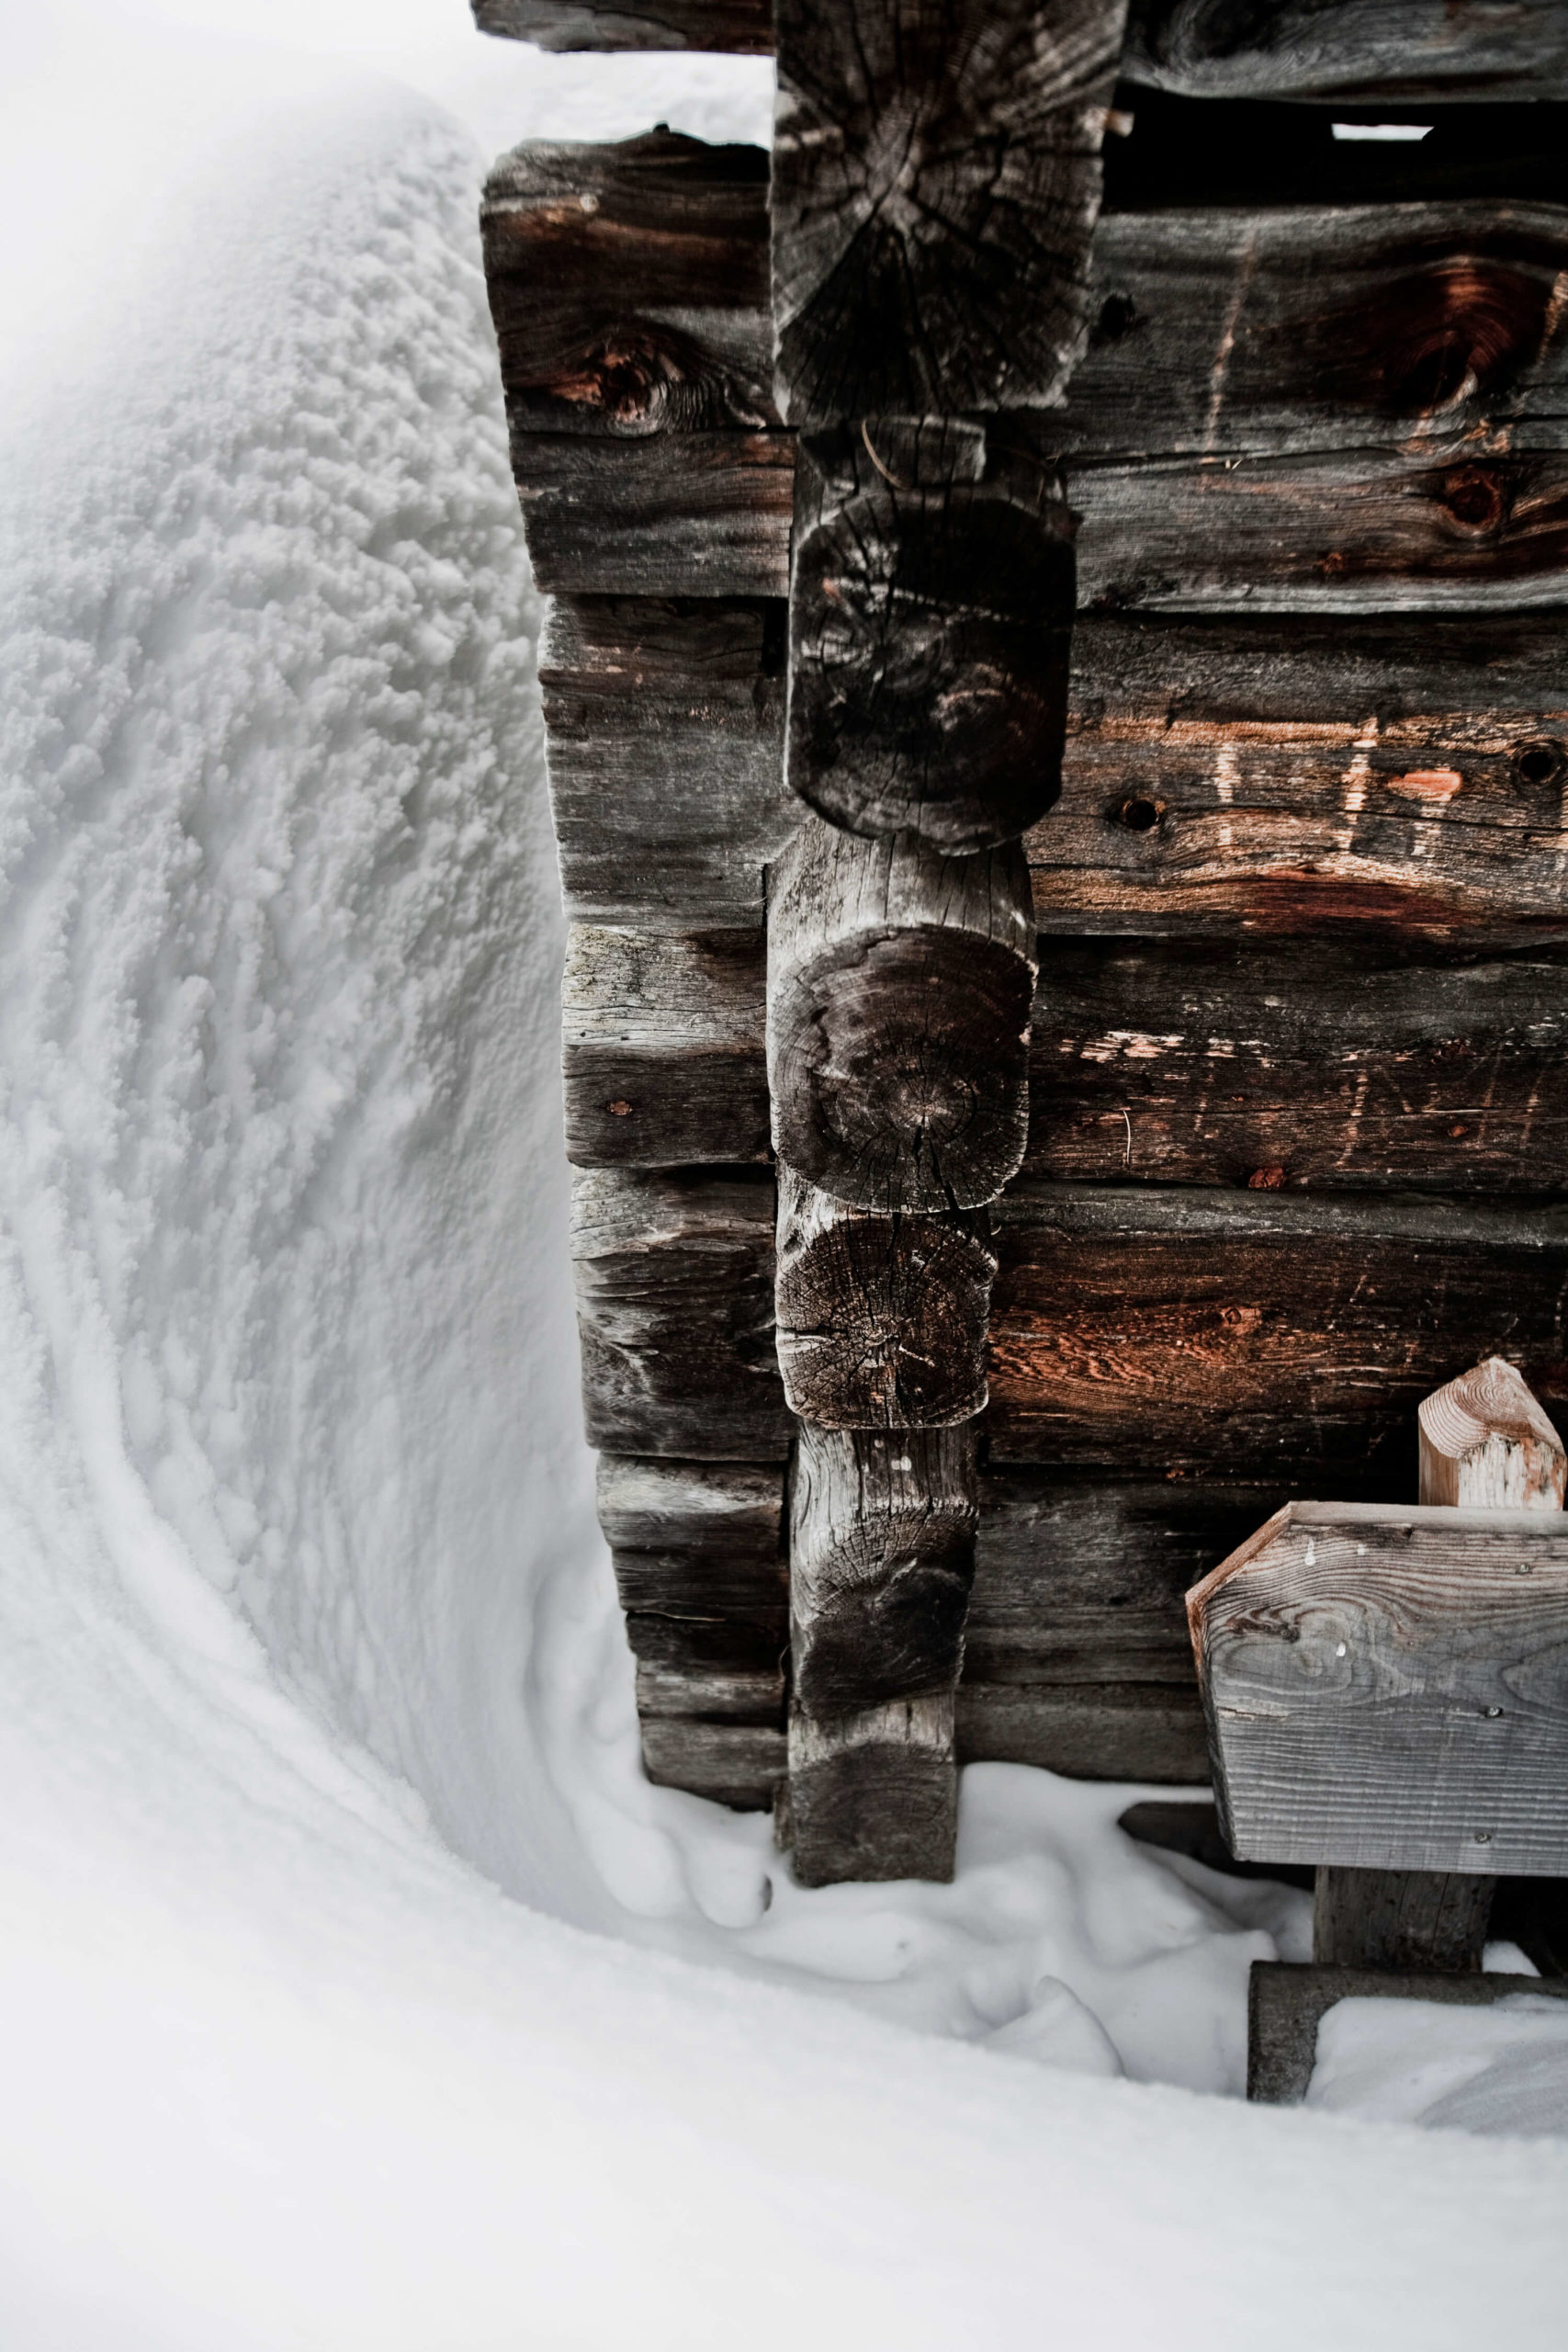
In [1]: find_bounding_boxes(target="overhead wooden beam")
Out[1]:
[1122,2,1568,104]
[773,1169,994,1429]
[767,820,1037,1214]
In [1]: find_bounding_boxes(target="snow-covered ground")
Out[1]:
[2,6,1567,2343]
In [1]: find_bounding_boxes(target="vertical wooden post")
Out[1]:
[1313,1358,1567,1970]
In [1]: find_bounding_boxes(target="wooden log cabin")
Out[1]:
[475,0,1568,1887]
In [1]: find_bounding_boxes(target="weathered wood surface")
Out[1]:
[641,1716,785,1809]
[768,820,1037,1213]
[787,422,1074,850]
[1026,939,1568,1192]
[957,1682,1208,1781]
[1043,612,1568,939]
[771,0,1127,425]
[790,1425,977,1716]
[570,1169,788,1458]
[1312,1867,1494,1973]
[508,430,793,597]
[596,1452,784,1555]
[987,1187,1568,1473]
[1190,1498,1568,1875]
[784,1692,957,1884]
[774,1169,994,1428]
[562,926,768,1168]
[541,597,792,931]
[481,132,776,438]
[474,0,772,49]
[1062,203,1568,460]
[1419,1355,1568,1510]
[601,1454,787,1687]
[1247,1962,1568,2105]
[1122,3,1568,103]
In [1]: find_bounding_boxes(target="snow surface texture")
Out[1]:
[2,6,1567,2343]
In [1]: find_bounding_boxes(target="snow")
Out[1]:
[2,5,1567,2341]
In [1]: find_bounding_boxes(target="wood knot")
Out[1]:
[1114,793,1165,833]
[1247,1166,1286,1191]
[1515,739,1567,790]
[1441,464,1508,534]
[606,1099,634,1117]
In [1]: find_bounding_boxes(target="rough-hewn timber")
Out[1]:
[1312,1868,1495,1973]
[562,926,768,1168]
[1190,1498,1568,1876]
[785,1693,957,1885]
[768,820,1037,1214]
[1122,3,1568,104]
[474,0,771,48]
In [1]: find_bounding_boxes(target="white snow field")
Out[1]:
[2,6,1567,2345]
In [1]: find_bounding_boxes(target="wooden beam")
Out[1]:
[786,422,1074,851]
[1247,1963,1568,2107]
[1419,1355,1568,1510]
[640,1717,785,1809]
[474,0,773,50]
[562,925,767,1168]
[774,1169,994,1428]
[987,1186,1568,1475]
[784,1693,957,1885]
[767,820,1037,1214]
[570,1168,789,1458]
[1026,939,1568,1193]
[505,431,792,596]
[540,596,792,932]
[1311,1868,1495,1973]
[957,1682,1208,1781]
[1189,1498,1568,1876]
[1122,3,1568,104]
[770,0,1127,424]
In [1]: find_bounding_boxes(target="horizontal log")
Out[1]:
[639,1717,785,1810]
[540,597,792,930]
[511,429,793,596]
[771,0,1125,424]
[1061,202,1568,461]
[1191,1498,1568,1874]
[636,1660,784,1720]
[1026,937,1568,1192]
[473,0,772,49]
[1122,4,1568,103]
[987,1185,1568,1474]
[595,1453,784,1553]
[481,132,776,437]
[768,820,1037,1212]
[562,926,767,1167]
[1247,1962,1568,2107]
[601,1457,788,1682]
[955,1682,1209,1781]
[570,1169,788,1458]
[1040,610,1568,937]
[789,1425,977,1716]
[787,422,1075,851]
[774,1169,995,1428]
[784,1694,957,1884]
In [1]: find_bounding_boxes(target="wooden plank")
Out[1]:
[510,429,793,597]
[595,1453,784,1553]
[786,421,1075,850]
[1122,4,1568,104]
[771,0,1126,424]
[1419,1354,1568,1509]
[956,1681,1209,1781]
[1312,1868,1495,1973]
[1071,444,1568,614]
[784,1694,957,1884]
[1247,1963,1568,2108]
[1042,610,1568,940]
[1025,938,1568,1193]
[1060,202,1568,461]
[474,0,772,49]
[640,1717,785,1810]
[540,597,793,932]
[570,1168,789,1458]
[768,820,1037,1213]
[774,1169,994,1429]
[987,1186,1568,1474]
[1190,1498,1568,1874]
[562,925,768,1168]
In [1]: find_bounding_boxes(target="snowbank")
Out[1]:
[2,8,1566,2343]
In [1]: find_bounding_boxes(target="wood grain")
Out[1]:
[509,428,793,597]
[1312,1867,1495,1973]
[562,925,768,1168]
[1122,3,1568,103]
[474,0,773,49]
[784,1693,957,1883]
[640,1717,785,1809]
[768,820,1037,1213]
[1190,1499,1568,1874]
[1419,1355,1568,1510]
[956,1681,1209,1781]
[987,1185,1568,1475]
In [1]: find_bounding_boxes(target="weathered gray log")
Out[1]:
[562,925,767,1167]
[640,1717,786,1809]
[987,1186,1568,1475]
[770,0,1127,424]
[1026,939,1568,1193]
[507,431,792,597]
[1123,3,1568,103]
[773,1168,994,1428]
[596,1453,785,1554]
[1419,1355,1568,1510]
[540,597,793,931]
[1247,1962,1568,2107]
[481,132,776,438]
[1044,610,1568,940]
[784,1693,957,1884]
[570,1168,788,1458]
[474,0,772,48]
[956,1682,1210,1781]
[768,820,1037,1213]
[786,421,1075,850]
[789,1424,977,1716]
[1190,1498,1568,1875]
[1061,202,1568,461]
[600,1456,788,1694]
[1312,1868,1495,1973]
